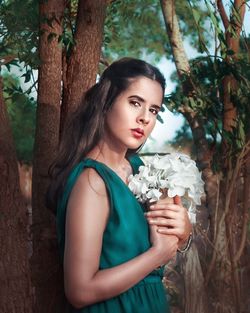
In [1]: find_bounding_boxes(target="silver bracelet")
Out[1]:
[177,233,193,253]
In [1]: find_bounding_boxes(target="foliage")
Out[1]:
[0,0,39,163]
[164,0,250,172]
[166,54,250,167]
[3,73,36,163]
[0,0,39,69]
[103,0,210,63]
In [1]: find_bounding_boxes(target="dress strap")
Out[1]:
[127,154,144,174]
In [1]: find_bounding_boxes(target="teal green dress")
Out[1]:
[57,155,170,313]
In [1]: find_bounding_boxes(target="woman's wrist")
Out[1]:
[148,246,165,268]
[177,232,193,253]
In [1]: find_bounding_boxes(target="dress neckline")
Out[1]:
[83,157,137,196]
[83,157,146,209]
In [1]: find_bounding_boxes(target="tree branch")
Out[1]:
[227,0,246,51]
[234,0,246,25]
[160,0,190,78]
[0,55,18,65]
[160,0,217,206]
[216,0,229,29]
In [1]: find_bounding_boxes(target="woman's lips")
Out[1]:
[131,128,144,139]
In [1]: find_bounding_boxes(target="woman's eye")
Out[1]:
[150,108,159,115]
[130,100,140,107]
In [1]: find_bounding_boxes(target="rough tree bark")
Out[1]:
[217,0,246,133]
[32,1,107,312]
[0,75,33,313]
[60,0,107,134]
[31,1,65,312]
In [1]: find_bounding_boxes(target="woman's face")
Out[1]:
[104,76,163,151]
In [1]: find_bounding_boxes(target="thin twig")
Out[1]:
[0,55,18,65]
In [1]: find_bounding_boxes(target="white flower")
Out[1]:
[146,189,162,202]
[128,153,205,224]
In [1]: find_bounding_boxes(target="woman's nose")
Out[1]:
[137,111,150,125]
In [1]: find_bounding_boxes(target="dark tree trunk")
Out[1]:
[32,1,107,312]
[60,0,107,134]
[31,1,65,312]
[0,75,33,312]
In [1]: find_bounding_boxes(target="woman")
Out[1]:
[47,58,192,313]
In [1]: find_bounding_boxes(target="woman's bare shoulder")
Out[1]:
[76,167,106,196]
[65,166,110,239]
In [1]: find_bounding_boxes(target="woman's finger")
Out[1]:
[147,217,179,227]
[149,203,185,212]
[145,209,183,219]
[174,195,182,205]
[157,227,182,236]
[147,217,169,226]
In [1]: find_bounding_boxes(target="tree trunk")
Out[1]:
[220,0,246,134]
[241,138,250,312]
[160,2,210,312]
[60,0,107,134]
[218,0,246,161]
[160,0,217,217]
[32,1,107,312]
[0,75,33,312]
[31,1,65,312]
[161,1,248,312]
[209,2,247,312]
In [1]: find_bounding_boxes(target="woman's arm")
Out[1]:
[64,168,178,309]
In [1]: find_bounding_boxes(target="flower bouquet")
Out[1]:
[128,153,205,223]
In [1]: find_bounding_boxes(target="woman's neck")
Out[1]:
[86,141,132,184]
[86,140,127,168]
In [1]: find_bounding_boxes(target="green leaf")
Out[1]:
[157,114,164,124]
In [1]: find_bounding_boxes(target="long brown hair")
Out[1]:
[46,57,165,212]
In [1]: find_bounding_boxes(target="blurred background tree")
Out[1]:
[3,73,36,163]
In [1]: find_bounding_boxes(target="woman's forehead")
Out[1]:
[123,77,163,104]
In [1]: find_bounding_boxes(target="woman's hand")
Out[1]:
[145,195,192,246]
[149,224,179,265]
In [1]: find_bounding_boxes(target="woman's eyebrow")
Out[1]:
[151,104,161,111]
[128,95,145,102]
[128,95,161,109]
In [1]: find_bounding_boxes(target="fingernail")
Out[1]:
[150,205,155,209]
